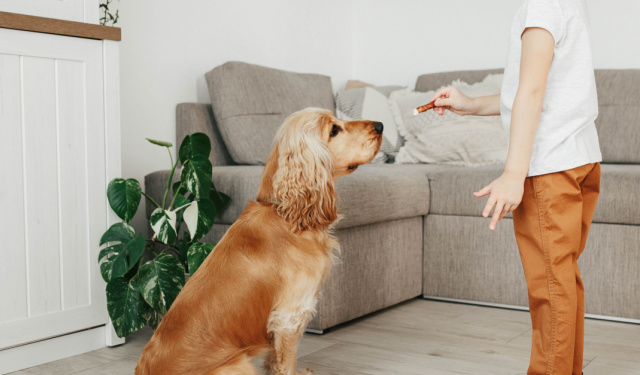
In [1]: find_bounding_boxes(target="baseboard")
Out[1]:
[305,328,324,335]
[0,325,106,374]
[422,295,640,325]
[583,313,640,325]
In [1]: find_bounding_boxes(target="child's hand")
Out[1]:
[473,171,525,230]
[430,86,476,116]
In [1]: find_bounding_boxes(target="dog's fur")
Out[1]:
[135,108,382,375]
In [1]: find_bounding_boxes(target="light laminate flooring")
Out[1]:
[10,299,640,375]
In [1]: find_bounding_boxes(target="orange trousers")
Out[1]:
[512,162,600,375]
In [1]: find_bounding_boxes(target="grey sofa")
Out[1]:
[146,62,640,332]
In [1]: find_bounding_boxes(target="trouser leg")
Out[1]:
[572,163,600,375]
[513,163,598,375]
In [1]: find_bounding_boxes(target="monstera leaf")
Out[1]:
[106,276,150,337]
[187,242,215,274]
[172,180,187,198]
[99,223,145,282]
[178,133,211,164]
[107,178,141,223]
[173,193,190,211]
[182,198,216,241]
[137,254,185,315]
[146,138,172,147]
[146,310,160,331]
[150,208,177,246]
[210,185,231,211]
[178,233,191,264]
[180,155,212,199]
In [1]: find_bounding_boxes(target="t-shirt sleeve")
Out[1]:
[523,0,565,44]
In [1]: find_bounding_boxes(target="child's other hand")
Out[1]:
[473,171,525,230]
[430,86,476,116]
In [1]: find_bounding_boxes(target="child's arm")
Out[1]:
[429,89,500,116]
[474,27,555,230]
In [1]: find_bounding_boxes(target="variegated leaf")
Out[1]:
[178,133,211,164]
[107,178,141,223]
[182,198,216,241]
[187,242,215,275]
[150,208,177,246]
[137,254,185,315]
[99,223,145,282]
[180,155,212,199]
[106,276,150,337]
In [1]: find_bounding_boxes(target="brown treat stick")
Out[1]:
[413,101,436,115]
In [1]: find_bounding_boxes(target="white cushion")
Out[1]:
[391,74,508,166]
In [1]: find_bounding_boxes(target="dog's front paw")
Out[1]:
[297,368,314,375]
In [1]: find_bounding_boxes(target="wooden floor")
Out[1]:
[10,299,640,375]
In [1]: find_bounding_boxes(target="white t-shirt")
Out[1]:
[500,0,602,177]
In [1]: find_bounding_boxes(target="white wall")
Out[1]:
[352,0,640,87]
[588,0,640,69]
[118,0,640,233]
[352,0,520,88]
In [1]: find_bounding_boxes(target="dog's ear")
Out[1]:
[272,113,338,232]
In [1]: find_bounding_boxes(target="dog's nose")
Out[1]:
[373,122,384,134]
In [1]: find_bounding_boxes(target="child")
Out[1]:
[430,0,601,374]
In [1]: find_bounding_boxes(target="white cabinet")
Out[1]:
[0,23,122,373]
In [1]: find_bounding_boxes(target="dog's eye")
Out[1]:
[329,124,341,138]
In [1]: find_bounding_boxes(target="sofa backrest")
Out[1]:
[176,103,234,166]
[204,61,335,165]
[415,69,640,164]
[593,70,640,164]
[415,69,504,92]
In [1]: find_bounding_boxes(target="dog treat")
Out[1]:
[413,101,436,116]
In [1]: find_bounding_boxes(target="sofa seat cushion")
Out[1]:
[427,163,640,225]
[332,164,441,228]
[427,164,504,218]
[595,164,640,225]
[214,164,437,228]
[146,164,452,229]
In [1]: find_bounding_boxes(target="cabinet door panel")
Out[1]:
[57,59,91,310]
[22,56,63,317]
[0,29,108,349]
[0,54,29,323]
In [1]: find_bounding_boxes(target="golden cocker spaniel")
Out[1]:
[135,108,383,375]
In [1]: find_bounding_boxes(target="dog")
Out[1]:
[135,107,383,375]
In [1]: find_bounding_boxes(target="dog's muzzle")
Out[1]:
[373,122,384,134]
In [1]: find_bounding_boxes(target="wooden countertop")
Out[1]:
[0,11,121,41]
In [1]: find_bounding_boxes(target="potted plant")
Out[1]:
[98,133,230,337]
[99,0,119,26]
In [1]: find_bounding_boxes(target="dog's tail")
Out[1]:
[210,352,260,375]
